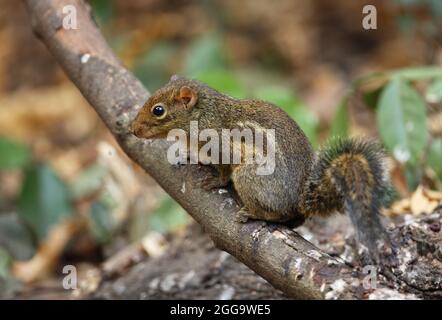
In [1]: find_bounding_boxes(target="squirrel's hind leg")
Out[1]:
[231,164,295,223]
[235,207,254,223]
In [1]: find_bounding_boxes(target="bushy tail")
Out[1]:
[299,138,395,263]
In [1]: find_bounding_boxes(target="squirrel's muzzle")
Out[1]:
[129,121,164,139]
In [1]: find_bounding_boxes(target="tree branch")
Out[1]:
[23,0,369,299]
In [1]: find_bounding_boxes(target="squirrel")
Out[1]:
[130,75,394,263]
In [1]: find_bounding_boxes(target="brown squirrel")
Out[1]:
[130,75,394,263]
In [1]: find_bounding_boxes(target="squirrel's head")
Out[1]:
[130,75,200,139]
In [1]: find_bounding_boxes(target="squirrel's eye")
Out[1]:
[151,104,167,118]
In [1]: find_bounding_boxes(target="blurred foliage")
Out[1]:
[134,42,177,92]
[329,100,349,138]
[0,248,11,279]
[254,87,319,146]
[350,66,442,190]
[0,138,31,170]
[88,201,114,244]
[395,0,442,35]
[69,163,107,200]
[196,70,247,98]
[362,87,383,110]
[0,213,35,261]
[377,78,428,166]
[0,247,21,299]
[184,32,227,78]
[396,0,442,18]
[0,133,192,283]
[147,196,189,234]
[18,164,72,241]
[426,78,442,103]
[428,138,442,181]
[90,0,114,27]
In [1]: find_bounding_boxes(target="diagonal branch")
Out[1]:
[23,0,365,299]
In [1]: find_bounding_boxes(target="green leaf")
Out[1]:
[134,42,176,91]
[0,247,11,279]
[0,213,35,260]
[330,100,349,138]
[377,78,428,165]
[428,138,442,181]
[428,0,442,17]
[404,164,422,191]
[88,201,114,244]
[0,248,23,299]
[396,14,416,33]
[395,0,422,6]
[254,87,319,146]
[128,207,151,242]
[353,66,442,89]
[0,249,22,298]
[69,163,107,200]
[184,33,227,77]
[17,164,72,241]
[425,78,442,103]
[0,137,31,170]
[195,70,247,98]
[254,86,300,109]
[392,66,442,81]
[291,108,319,147]
[148,196,189,234]
[363,87,383,109]
[91,0,113,26]
[109,34,131,56]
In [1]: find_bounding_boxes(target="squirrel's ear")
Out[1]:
[177,86,198,109]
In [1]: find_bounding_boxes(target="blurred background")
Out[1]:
[0,0,441,298]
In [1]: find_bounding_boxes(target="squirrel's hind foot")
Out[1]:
[235,207,254,223]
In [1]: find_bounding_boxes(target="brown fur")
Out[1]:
[131,76,389,229]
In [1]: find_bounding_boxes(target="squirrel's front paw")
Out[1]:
[199,173,229,191]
